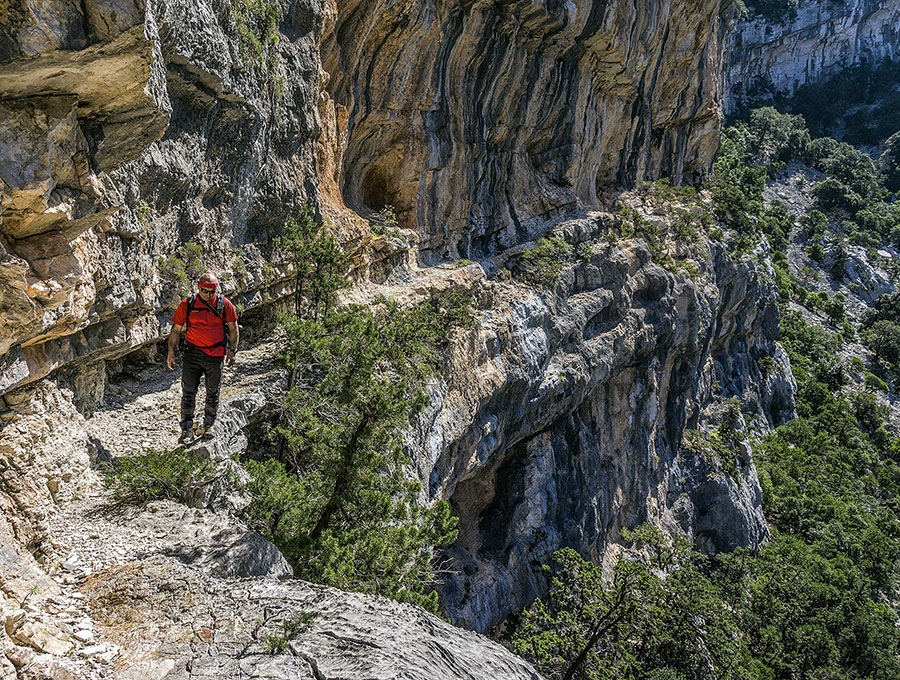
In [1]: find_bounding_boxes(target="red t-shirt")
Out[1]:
[172,294,238,357]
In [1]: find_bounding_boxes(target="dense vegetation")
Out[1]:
[508,106,900,678]
[243,211,470,612]
[735,0,800,24]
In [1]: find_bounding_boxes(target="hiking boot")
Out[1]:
[178,429,192,445]
[192,423,206,438]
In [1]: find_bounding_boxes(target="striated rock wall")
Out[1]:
[400,212,794,632]
[726,0,900,112]
[322,0,730,260]
[0,0,740,395]
[0,0,329,397]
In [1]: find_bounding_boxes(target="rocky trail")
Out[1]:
[1,315,542,680]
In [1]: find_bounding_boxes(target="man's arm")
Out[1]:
[167,323,183,370]
[226,320,239,367]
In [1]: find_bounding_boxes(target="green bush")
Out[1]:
[247,216,468,613]
[812,179,864,216]
[747,0,798,22]
[265,612,314,654]
[880,130,900,192]
[105,448,215,506]
[746,106,810,162]
[515,236,574,285]
[232,0,281,70]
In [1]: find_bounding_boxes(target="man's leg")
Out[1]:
[180,349,203,432]
[202,354,224,428]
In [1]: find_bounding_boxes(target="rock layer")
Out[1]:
[726,0,900,111]
[0,0,327,395]
[323,0,730,259]
[403,213,793,631]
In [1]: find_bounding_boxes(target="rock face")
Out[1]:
[401,212,793,632]
[82,555,542,680]
[726,0,900,111]
[0,347,540,679]
[323,0,730,260]
[0,0,327,395]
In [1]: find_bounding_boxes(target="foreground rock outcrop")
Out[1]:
[0,343,541,678]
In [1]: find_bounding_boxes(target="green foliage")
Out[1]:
[371,205,399,236]
[134,200,153,227]
[709,130,767,233]
[880,130,900,193]
[159,242,204,300]
[104,448,215,507]
[682,426,742,481]
[231,254,250,287]
[247,214,470,612]
[274,207,349,322]
[510,530,750,680]
[746,107,810,163]
[636,177,698,203]
[515,236,575,286]
[861,319,900,375]
[746,0,799,23]
[787,60,900,142]
[512,308,900,679]
[809,140,879,197]
[231,0,281,71]
[798,210,828,240]
[265,612,314,654]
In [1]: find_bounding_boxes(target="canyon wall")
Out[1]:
[726,0,900,111]
[322,0,729,259]
[404,213,794,631]
[0,0,819,665]
[1,0,330,399]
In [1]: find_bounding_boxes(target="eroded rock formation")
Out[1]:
[1,0,328,396]
[398,211,794,631]
[323,0,730,259]
[726,0,900,111]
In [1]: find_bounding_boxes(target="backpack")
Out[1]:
[179,293,230,351]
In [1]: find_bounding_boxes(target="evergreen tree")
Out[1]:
[246,213,470,612]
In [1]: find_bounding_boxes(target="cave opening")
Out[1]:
[360,166,393,213]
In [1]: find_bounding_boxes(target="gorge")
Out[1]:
[1,0,898,677]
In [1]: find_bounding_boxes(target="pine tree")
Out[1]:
[247,212,469,612]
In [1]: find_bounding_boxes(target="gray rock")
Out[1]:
[167,526,292,579]
[79,555,543,680]
[726,0,900,111]
[402,214,791,631]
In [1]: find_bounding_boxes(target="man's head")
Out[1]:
[198,273,219,297]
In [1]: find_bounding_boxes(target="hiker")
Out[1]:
[166,272,239,443]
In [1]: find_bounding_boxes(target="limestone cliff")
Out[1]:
[323,0,729,259]
[726,0,900,111]
[401,208,793,631]
[0,0,802,675]
[1,0,328,396]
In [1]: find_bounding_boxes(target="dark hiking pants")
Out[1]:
[180,346,224,431]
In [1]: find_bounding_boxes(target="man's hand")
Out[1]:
[167,352,176,370]
[226,349,236,368]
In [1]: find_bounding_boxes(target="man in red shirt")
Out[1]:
[166,272,239,442]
